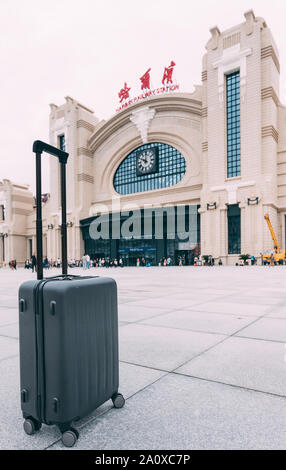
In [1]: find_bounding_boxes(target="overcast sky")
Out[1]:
[1,0,286,193]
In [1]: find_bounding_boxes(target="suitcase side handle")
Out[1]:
[33,140,69,280]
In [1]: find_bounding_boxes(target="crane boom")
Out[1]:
[264,214,280,252]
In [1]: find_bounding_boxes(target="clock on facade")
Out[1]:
[136,147,159,176]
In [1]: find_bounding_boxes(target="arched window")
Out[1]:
[113,142,186,195]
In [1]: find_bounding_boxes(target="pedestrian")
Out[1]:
[82,254,87,270]
[86,253,90,269]
[136,257,140,267]
[31,253,37,273]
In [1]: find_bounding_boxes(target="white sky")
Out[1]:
[1,0,286,193]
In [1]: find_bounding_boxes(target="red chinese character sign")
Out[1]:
[162,61,176,85]
[116,61,179,113]
[140,68,151,90]
[118,82,131,103]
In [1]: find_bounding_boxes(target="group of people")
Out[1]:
[159,257,173,266]
[82,255,124,269]
[24,255,62,272]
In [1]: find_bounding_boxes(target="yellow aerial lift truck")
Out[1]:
[263,214,285,264]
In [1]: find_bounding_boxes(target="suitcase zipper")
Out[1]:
[34,279,49,424]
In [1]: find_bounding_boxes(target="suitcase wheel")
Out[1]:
[61,427,79,448]
[23,417,42,435]
[112,393,125,409]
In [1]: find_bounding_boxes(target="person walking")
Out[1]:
[86,253,90,269]
[31,253,37,273]
[82,254,87,270]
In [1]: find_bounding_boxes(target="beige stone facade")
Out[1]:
[2,10,286,266]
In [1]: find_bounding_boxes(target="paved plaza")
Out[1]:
[1,265,286,449]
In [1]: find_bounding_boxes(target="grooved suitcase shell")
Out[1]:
[19,276,119,425]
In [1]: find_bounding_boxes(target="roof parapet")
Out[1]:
[209,26,221,50]
[244,9,255,35]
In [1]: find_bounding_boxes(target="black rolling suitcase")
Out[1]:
[18,141,125,447]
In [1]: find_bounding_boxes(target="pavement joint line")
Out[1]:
[0,354,19,364]
[3,267,286,449]
[168,300,283,375]
[46,355,286,450]
[185,307,272,318]
[119,292,236,310]
[171,370,286,401]
[121,292,255,324]
[0,305,17,310]
[263,315,286,320]
[44,365,171,450]
[0,334,18,341]
[133,321,229,338]
[121,306,200,325]
[119,359,169,374]
[233,333,286,344]
[168,308,263,319]
[0,321,19,328]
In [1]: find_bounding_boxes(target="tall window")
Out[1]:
[0,205,5,221]
[228,204,241,254]
[226,71,240,178]
[58,134,66,151]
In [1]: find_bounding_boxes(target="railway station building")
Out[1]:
[1,10,286,266]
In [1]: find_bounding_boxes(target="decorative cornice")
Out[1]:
[262,125,279,143]
[12,195,34,204]
[261,87,279,106]
[261,46,280,73]
[201,107,208,118]
[93,183,203,207]
[12,208,32,216]
[77,147,93,158]
[130,106,156,144]
[88,94,202,153]
[77,173,94,184]
[202,141,208,152]
[77,120,95,132]
[56,109,65,119]
[213,46,252,103]
[223,32,241,49]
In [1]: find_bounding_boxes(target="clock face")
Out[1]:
[136,148,158,176]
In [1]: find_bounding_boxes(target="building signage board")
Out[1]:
[116,61,179,113]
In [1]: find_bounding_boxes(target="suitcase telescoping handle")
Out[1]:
[32,140,69,280]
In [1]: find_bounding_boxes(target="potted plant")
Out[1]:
[239,254,251,265]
